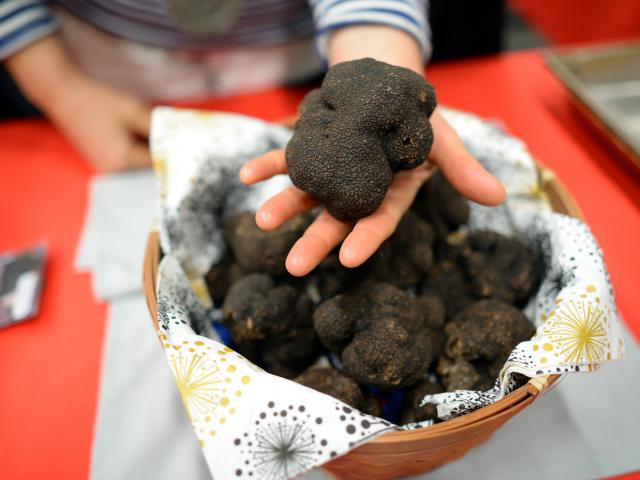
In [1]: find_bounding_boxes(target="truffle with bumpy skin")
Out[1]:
[313,282,442,389]
[436,355,495,391]
[445,299,535,378]
[294,366,381,417]
[222,273,313,342]
[223,273,321,378]
[413,170,469,241]
[421,259,476,319]
[205,257,246,306]
[369,211,435,288]
[286,58,437,221]
[222,212,312,276]
[462,230,539,306]
[400,378,444,424]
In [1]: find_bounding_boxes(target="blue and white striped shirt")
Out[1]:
[0,0,430,61]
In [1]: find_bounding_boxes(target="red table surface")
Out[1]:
[0,50,639,480]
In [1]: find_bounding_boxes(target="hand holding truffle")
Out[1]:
[240,58,505,277]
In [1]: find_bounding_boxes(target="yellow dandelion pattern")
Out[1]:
[544,299,608,364]
[169,351,223,423]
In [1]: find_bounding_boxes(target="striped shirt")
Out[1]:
[0,0,430,61]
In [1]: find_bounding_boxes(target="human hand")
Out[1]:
[6,35,151,171]
[46,75,151,171]
[240,109,505,277]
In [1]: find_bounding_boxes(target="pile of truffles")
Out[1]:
[286,58,437,220]
[207,170,539,425]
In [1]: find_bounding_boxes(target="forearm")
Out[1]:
[5,35,81,115]
[326,24,424,76]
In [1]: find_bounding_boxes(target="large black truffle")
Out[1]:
[286,58,437,221]
[313,282,443,389]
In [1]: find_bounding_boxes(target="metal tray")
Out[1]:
[545,42,640,169]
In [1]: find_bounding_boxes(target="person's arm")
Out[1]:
[241,24,505,277]
[5,34,151,170]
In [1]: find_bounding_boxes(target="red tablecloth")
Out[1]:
[1,50,639,479]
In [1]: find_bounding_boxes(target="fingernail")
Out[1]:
[239,166,250,183]
[257,210,272,227]
[286,253,308,276]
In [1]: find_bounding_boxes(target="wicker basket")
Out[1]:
[143,164,582,480]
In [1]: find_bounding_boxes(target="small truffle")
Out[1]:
[445,299,535,377]
[294,366,380,416]
[463,230,539,306]
[413,170,469,240]
[286,58,437,220]
[315,252,369,300]
[400,378,444,424]
[313,283,441,389]
[223,212,312,275]
[415,293,446,330]
[436,355,495,391]
[205,257,245,305]
[223,273,321,378]
[422,259,476,319]
[369,211,435,288]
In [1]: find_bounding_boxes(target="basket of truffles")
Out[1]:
[143,59,624,480]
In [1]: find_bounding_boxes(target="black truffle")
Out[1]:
[462,230,539,306]
[205,257,246,306]
[369,211,435,288]
[223,273,321,378]
[313,282,442,389]
[445,299,535,377]
[413,170,469,241]
[286,58,437,221]
[422,259,476,319]
[436,355,495,391]
[400,378,444,424]
[294,366,381,417]
[223,212,312,276]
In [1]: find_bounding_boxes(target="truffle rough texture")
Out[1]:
[445,299,535,377]
[205,258,245,305]
[422,259,476,319]
[369,211,434,288]
[222,273,313,342]
[413,170,469,241]
[223,273,321,378]
[223,212,311,275]
[463,230,539,306]
[294,366,380,416]
[286,58,437,221]
[313,282,441,389]
[400,378,444,424]
[436,355,495,391]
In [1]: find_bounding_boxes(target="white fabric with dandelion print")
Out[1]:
[149,106,625,479]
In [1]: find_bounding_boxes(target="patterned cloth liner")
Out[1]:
[150,106,625,479]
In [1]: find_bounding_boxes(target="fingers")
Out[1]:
[255,186,318,230]
[239,149,287,185]
[429,110,505,206]
[126,141,152,169]
[286,210,352,276]
[340,166,430,267]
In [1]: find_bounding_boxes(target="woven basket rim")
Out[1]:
[142,162,581,447]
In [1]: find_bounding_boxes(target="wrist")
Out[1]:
[327,24,424,76]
